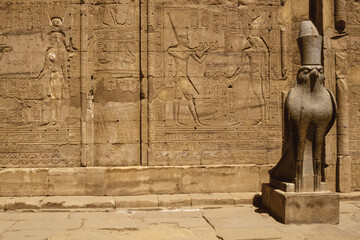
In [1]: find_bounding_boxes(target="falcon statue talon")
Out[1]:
[269,21,337,193]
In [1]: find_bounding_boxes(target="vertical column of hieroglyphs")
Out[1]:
[147,0,288,166]
[82,0,140,166]
[345,0,360,191]
[323,0,351,192]
[0,0,81,167]
[319,0,338,191]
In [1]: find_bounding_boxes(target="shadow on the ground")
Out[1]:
[252,194,285,224]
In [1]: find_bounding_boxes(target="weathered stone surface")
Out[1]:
[0,169,48,196]
[48,168,106,196]
[262,184,339,224]
[158,194,191,208]
[216,228,286,240]
[143,217,210,228]
[115,195,158,208]
[340,192,360,201]
[230,192,257,205]
[3,197,43,211]
[181,165,260,193]
[0,0,359,197]
[82,217,148,230]
[190,193,234,206]
[147,0,286,169]
[40,196,115,210]
[2,230,67,240]
[0,0,82,168]
[105,167,182,196]
[9,219,82,231]
[132,209,203,219]
[1,204,360,240]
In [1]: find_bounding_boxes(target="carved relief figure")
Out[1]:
[99,0,135,27]
[166,13,211,126]
[269,21,337,192]
[36,16,75,125]
[242,16,269,125]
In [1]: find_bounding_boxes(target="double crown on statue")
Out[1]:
[297,21,322,66]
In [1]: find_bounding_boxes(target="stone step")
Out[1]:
[0,192,358,211]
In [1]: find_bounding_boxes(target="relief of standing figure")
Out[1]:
[242,16,270,125]
[167,13,212,126]
[35,16,76,125]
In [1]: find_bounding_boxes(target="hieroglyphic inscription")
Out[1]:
[84,0,140,166]
[0,1,81,167]
[346,1,360,190]
[148,0,285,166]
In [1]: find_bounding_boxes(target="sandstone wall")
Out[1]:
[0,0,358,195]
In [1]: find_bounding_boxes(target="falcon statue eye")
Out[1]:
[303,69,309,74]
[319,68,323,74]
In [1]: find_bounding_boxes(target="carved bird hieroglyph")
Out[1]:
[269,21,337,192]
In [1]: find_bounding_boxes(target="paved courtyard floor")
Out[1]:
[0,202,359,240]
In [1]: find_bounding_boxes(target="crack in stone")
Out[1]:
[202,215,223,240]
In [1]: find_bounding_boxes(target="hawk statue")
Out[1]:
[269,21,337,192]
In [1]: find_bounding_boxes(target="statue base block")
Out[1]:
[262,184,339,224]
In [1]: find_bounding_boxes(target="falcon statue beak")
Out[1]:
[310,68,318,92]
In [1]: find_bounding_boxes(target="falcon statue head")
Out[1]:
[297,21,324,91]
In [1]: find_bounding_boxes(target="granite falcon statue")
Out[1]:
[269,21,337,192]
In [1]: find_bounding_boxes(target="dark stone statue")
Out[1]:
[269,21,337,192]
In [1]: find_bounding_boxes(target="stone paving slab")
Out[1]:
[0,220,15,233]
[0,192,358,212]
[143,217,210,228]
[2,229,67,240]
[9,218,82,231]
[216,227,286,240]
[47,225,220,240]
[131,209,203,218]
[82,217,148,230]
[0,203,359,240]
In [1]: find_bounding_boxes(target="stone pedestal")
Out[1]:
[262,184,339,224]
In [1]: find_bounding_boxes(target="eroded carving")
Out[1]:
[164,12,212,126]
[0,35,13,61]
[36,15,76,125]
[147,1,284,166]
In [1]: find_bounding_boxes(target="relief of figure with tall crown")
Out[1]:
[166,13,213,126]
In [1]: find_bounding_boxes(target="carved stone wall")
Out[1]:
[345,0,360,191]
[0,0,81,167]
[0,0,359,195]
[81,0,140,167]
[147,0,287,166]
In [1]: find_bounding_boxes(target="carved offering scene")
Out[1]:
[0,0,359,214]
[147,0,287,166]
